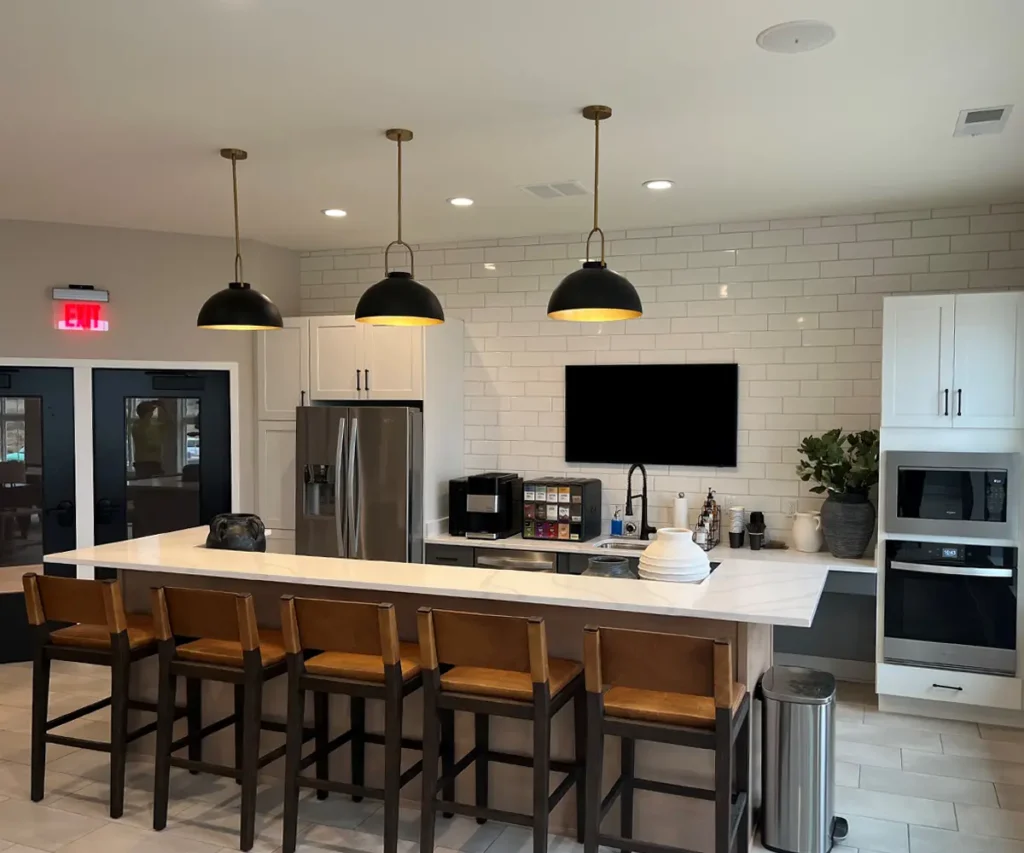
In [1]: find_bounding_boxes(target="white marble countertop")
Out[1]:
[425,532,878,575]
[45,527,830,627]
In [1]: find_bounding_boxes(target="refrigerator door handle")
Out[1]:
[347,418,361,559]
[334,416,347,558]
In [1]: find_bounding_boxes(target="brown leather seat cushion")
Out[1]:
[441,658,582,701]
[176,629,287,667]
[305,642,421,682]
[50,614,156,651]
[603,683,747,728]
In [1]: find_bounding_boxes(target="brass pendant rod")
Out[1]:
[593,114,600,236]
[396,135,403,245]
[231,153,243,284]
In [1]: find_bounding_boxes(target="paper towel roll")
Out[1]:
[673,493,688,529]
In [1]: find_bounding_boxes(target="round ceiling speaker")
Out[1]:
[756,20,835,54]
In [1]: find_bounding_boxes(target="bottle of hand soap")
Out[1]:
[611,507,623,537]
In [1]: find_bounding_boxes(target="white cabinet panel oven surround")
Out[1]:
[882,292,1024,429]
[309,317,423,401]
[876,662,1022,711]
[256,317,309,419]
[309,315,362,400]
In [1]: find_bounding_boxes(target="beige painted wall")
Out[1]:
[0,219,299,508]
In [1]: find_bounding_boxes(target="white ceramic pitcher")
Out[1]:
[792,511,823,553]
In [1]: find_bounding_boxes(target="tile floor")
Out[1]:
[0,665,1023,852]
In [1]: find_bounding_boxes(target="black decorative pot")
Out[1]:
[205,513,267,552]
[582,555,638,578]
[820,492,874,559]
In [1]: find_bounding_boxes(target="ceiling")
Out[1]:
[0,0,1022,251]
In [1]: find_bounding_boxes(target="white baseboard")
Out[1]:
[774,653,874,683]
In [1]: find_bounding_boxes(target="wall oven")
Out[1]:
[884,451,1017,542]
[883,539,1017,675]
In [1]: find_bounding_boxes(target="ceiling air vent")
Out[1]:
[954,105,1013,137]
[520,180,590,200]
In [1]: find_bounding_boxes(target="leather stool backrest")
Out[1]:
[151,586,257,647]
[584,626,734,708]
[279,595,400,664]
[418,607,550,684]
[22,572,127,633]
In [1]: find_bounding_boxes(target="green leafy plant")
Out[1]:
[796,428,880,495]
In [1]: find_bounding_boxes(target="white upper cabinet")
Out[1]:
[256,318,309,420]
[882,295,954,428]
[363,326,424,400]
[882,292,1024,429]
[255,421,297,530]
[952,292,1024,429]
[309,316,362,400]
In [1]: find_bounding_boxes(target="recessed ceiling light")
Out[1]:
[643,180,674,190]
[322,208,347,218]
[756,20,835,53]
[448,197,474,207]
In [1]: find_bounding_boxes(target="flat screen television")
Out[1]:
[564,363,738,467]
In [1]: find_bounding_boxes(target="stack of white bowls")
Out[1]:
[638,528,712,583]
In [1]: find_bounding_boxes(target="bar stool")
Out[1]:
[22,572,187,819]
[582,627,751,853]
[280,595,426,853]
[417,607,586,853]
[150,586,296,852]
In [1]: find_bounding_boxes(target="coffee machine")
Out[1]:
[455,472,523,540]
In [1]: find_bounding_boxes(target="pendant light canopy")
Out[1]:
[547,106,642,322]
[355,129,444,326]
[197,149,283,331]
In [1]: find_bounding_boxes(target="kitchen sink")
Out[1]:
[593,538,649,552]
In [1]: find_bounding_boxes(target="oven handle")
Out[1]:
[890,560,1013,578]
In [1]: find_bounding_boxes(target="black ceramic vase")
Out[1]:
[205,513,267,552]
[820,492,874,559]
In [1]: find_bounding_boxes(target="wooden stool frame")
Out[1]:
[280,595,428,853]
[582,626,751,853]
[23,572,187,819]
[418,607,587,853]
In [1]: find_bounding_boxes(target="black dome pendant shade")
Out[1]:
[198,149,283,331]
[548,105,642,322]
[355,129,445,326]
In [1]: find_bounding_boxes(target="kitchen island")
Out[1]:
[45,528,831,853]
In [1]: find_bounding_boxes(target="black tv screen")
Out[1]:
[564,364,738,467]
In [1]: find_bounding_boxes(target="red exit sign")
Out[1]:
[56,302,109,332]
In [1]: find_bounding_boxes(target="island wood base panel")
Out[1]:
[120,570,770,853]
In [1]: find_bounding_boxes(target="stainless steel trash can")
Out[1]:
[761,666,846,853]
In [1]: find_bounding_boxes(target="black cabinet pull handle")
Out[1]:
[957,389,962,416]
[943,389,949,416]
[932,683,963,691]
[433,556,460,563]
[365,369,370,392]
[356,370,361,392]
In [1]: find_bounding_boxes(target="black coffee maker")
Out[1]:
[465,472,523,540]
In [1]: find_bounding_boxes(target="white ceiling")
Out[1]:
[0,0,1022,251]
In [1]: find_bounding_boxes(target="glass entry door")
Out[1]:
[0,367,76,662]
[92,369,231,561]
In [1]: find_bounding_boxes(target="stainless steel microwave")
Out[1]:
[884,451,1018,541]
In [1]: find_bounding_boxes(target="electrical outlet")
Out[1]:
[783,499,798,517]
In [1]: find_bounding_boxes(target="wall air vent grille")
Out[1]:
[520,180,590,200]
[954,105,1013,137]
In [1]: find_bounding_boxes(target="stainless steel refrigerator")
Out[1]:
[296,406,423,562]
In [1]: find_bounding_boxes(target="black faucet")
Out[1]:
[625,463,656,541]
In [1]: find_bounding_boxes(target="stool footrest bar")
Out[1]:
[434,800,533,828]
[599,836,701,853]
[298,775,385,800]
[46,734,111,752]
[633,777,715,801]
[46,697,112,730]
[547,770,576,811]
[600,776,624,820]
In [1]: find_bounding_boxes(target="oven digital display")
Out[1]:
[941,546,960,559]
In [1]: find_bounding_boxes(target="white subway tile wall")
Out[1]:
[300,204,1024,534]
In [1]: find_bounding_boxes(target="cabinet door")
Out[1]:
[255,421,296,531]
[881,295,955,428]
[256,318,308,419]
[363,325,424,400]
[953,292,1024,429]
[309,316,364,400]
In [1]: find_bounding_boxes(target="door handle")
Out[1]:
[347,419,360,559]
[957,389,962,416]
[334,418,346,557]
[931,683,963,692]
[476,556,555,571]
[46,499,75,528]
[95,498,120,524]
[356,370,361,393]
[943,389,949,416]
[365,369,370,393]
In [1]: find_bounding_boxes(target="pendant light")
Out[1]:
[197,148,283,331]
[355,129,444,326]
[547,106,642,322]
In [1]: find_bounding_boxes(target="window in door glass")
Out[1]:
[0,397,43,568]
